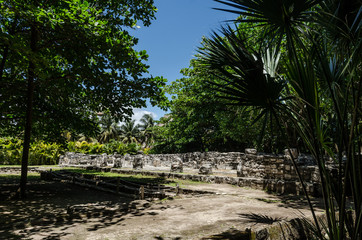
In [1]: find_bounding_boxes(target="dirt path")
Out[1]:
[0,179,323,240]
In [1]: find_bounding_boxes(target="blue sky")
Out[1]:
[130,0,235,123]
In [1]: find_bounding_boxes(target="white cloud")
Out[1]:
[131,109,158,125]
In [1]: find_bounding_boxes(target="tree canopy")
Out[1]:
[0,0,166,139]
[151,58,265,153]
[0,0,166,197]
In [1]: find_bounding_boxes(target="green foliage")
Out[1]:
[0,137,144,165]
[66,141,104,154]
[0,138,23,165]
[206,0,361,239]
[119,119,141,144]
[138,114,156,148]
[66,140,141,155]
[29,141,62,165]
[0,0,166,141]
[0,138,62,165]
[151,48,287,153]
[0,0,165,196]
[98,112,120,144]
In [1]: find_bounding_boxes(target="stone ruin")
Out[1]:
[59,151,245,171]
[59,149,337,195]
[59,152,123,168]
[170,156,183,173]
[198,164,213,175]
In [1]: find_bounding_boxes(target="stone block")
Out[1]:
[133,155,144,170]
[152,157,161,167]
[245,148,257,155]
[170,156,183,173]
[199,164,213,175]
[236,162,244,177]
[208,176,215,183]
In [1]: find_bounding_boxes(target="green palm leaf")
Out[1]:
[119,119,140,144]
[198,26,286,113]
[214,0,321,48]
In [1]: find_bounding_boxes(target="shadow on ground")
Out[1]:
[56,168,176,186]
[239,213,284,225]
[200,228,251,240]
[153,228,251,240]
[0,178,156,240]
[254,193,324,211]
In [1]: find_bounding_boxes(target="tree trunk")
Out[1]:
[19,24,38,199]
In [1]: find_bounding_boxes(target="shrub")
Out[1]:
[65,140,141,155]
[29,141,63,165]
[0,138,143,165]
[0,137,23,165]
[0,138,63,165]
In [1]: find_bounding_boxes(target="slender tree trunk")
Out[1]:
[19,24,38,199]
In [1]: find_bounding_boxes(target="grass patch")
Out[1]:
[0,172,41,183]
[54,168,205,187]
[0,167,208,188]
[0,165,59,168]
[165,179,206,187]
[55,168,172,185]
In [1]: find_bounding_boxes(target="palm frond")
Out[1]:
[198,25,286,111]
[214,0,321,48]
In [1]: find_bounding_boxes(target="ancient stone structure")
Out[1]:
[132,154,144,170]
[199,164,213,175]
[58,149,334,196]
[59,151,245,170]
[170,156,183,173]
[59,152,124,168]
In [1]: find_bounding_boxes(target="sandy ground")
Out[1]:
[0,175,324,240]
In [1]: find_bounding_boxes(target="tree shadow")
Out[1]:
[200,228,251,240]
[254,193,324,212]
[0,179,157,240]
[154,237,182,240]
[239,213,284,224]
[59,168,176,186]
[276,194,324,210]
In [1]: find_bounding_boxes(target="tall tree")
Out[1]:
[200,0,361,238]
[98,113,120,144]
[119,119,140,144]
[0,0,166,198]
[152,55,278,154]
[138,113,155,148]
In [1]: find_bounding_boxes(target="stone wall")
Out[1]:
[59,151,244,170]
[59,149,326,195]
[238,151,319,182]
[237,151,321,195]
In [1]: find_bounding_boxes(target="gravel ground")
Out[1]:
[0,173,324,240]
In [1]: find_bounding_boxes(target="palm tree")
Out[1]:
[77,133,98,143]
[200,0,361,239]
[98,113,120,144]
[138,114,156,147]
[119,119,140,144]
